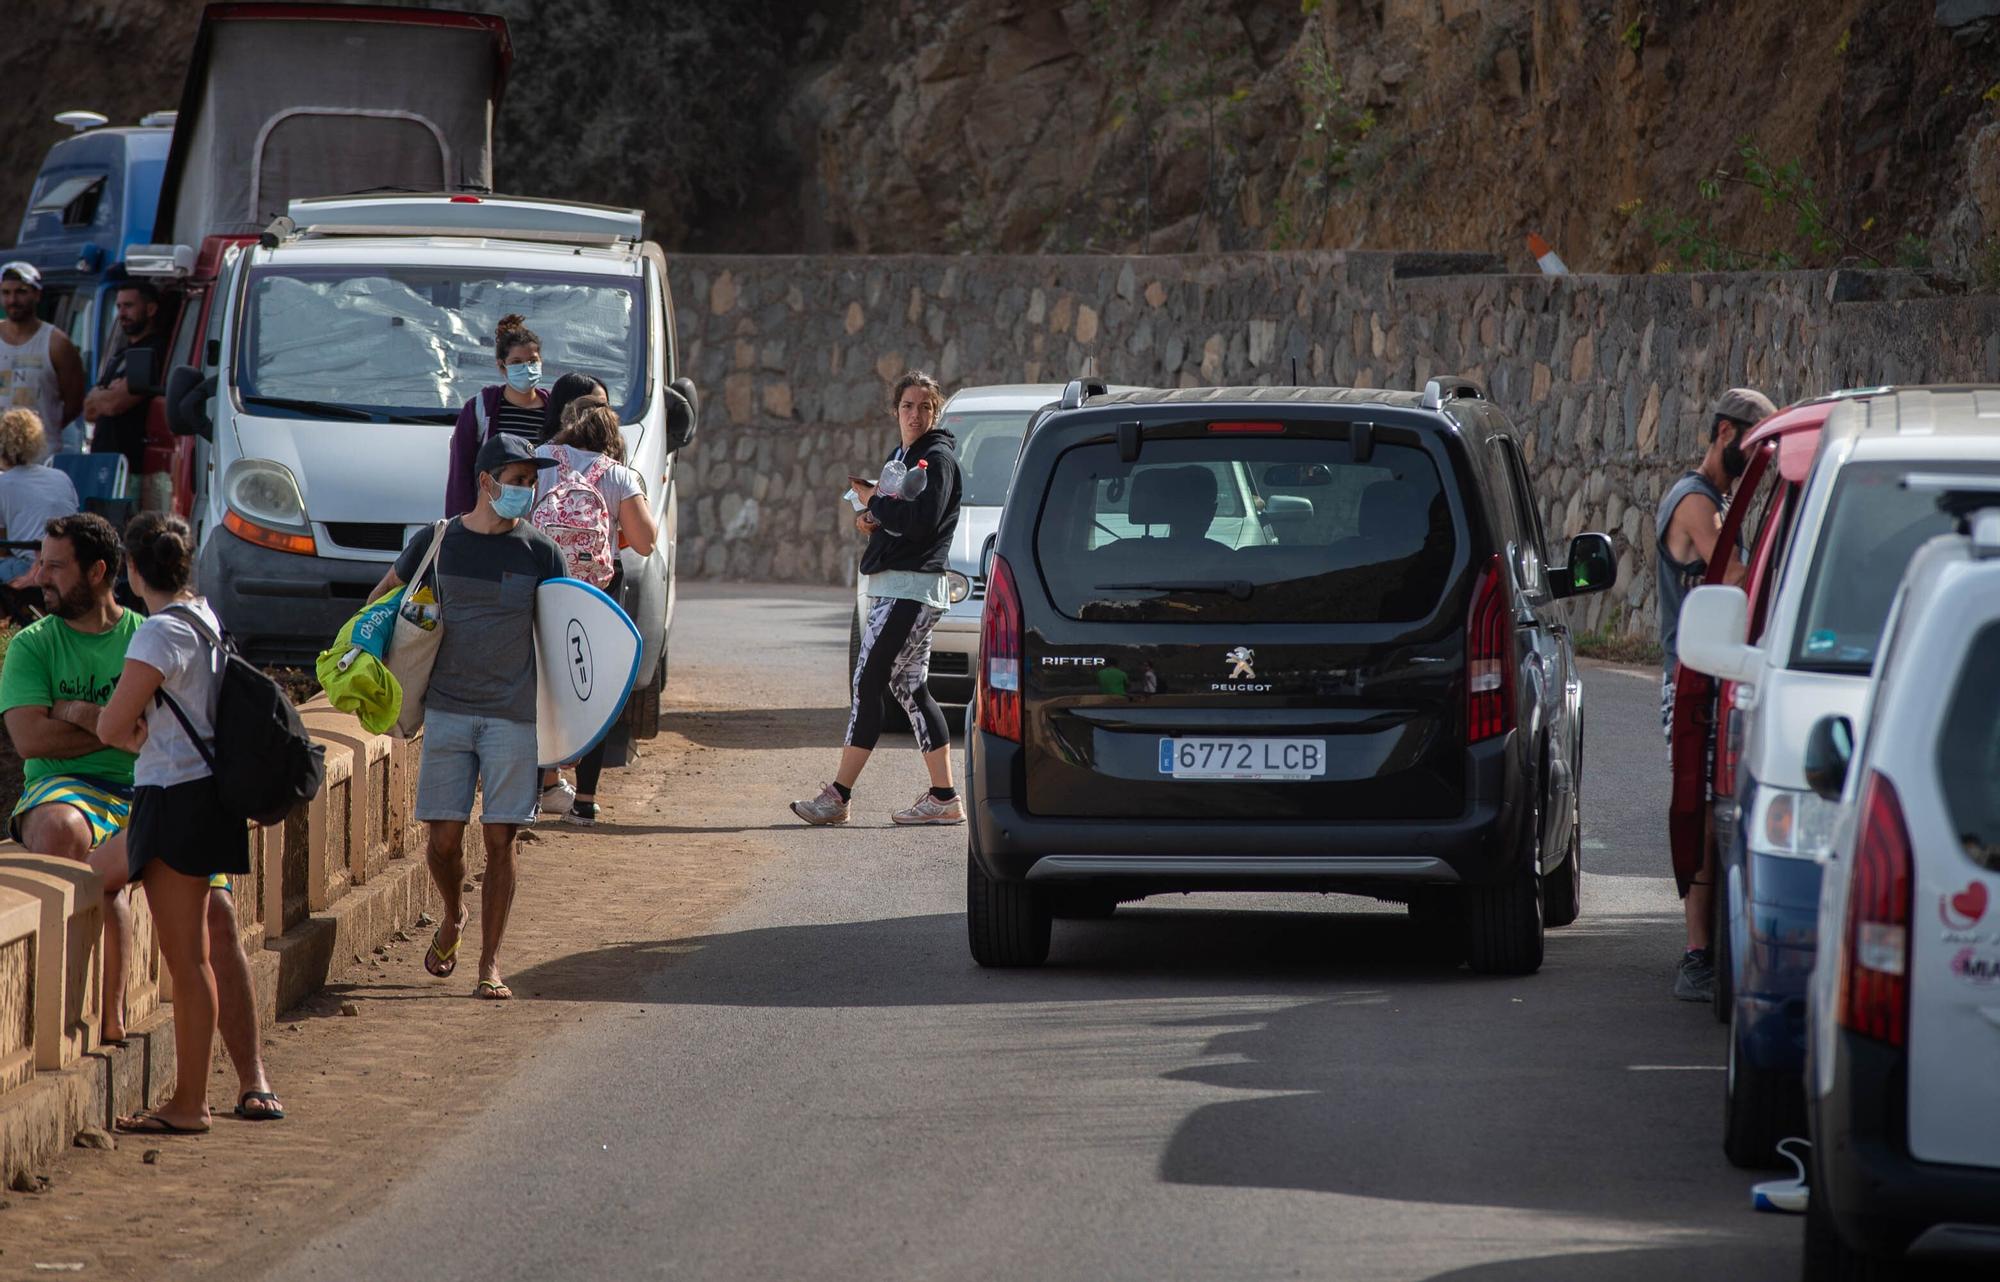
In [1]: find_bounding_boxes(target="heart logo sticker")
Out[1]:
[1941,881,1990,931]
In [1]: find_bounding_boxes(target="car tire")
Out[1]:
[1723,1015,1807,1169]
[1050,890,1118,920]
[967,847,1051,967]
[1802,1169,1897,1282]
[1542,787,1583,929]
[1464,794,1545,975]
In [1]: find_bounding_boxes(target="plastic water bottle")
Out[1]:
[902,459,929,499]
[877,457,929,500]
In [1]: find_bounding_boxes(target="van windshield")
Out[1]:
[233,264,645,423]
[1033,436,1458,624]
[1791,462,1966,672]
[942,410,1033,507]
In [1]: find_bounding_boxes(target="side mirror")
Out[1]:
[1262,494,1314,524]
[1551,531,1616,599]
[164,365,213,439]
[1804,715,1854,802]
[665,376,699,453]
[123,346,160,397]
[1678,584,1762,683]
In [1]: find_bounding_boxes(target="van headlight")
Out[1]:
[221,459,317,555]
[1747,785,1842,859]
[947,570,972,604]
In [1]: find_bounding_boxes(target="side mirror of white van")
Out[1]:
[665,377,699,453]
[1678,584,1762,683]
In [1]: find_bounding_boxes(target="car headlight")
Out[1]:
[1747,785,1842,859]
[946,570,971,604]
[224,458,309,532]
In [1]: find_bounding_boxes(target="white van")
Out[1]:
[162,192,698,734]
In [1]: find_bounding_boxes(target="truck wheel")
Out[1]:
[1542,787,1583,929]
[1723,1017,1806,1169]
[967,847,1050,967]
[1464,795,1545,975]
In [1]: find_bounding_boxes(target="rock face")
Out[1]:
[666,250,2000,643]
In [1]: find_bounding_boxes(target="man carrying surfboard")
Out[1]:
[371,433,565,1000]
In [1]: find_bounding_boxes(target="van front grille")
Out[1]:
[325,522,409,552]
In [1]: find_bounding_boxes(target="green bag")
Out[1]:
[316,592,405,735]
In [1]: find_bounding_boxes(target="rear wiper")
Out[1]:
[240,395,443,425]
[1094,579,1255,601]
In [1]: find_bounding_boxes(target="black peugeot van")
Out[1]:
[965,379,1618,973]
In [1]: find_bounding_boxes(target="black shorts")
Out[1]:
[128,776,250,883]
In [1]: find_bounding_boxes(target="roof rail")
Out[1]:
[1420,377,1485,411]
[1060,377,1107,410]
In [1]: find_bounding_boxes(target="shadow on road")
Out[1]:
[1417,1243,1796,1281]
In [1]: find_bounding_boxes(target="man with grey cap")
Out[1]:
[0,262,84,448]
[1657,385,1775,1002]
[370,432,565,1001]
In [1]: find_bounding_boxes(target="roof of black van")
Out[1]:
[1089,386,1427,409]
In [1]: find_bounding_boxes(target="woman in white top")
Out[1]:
[96,512,248,1135]
[0,408,78,584]
[533,403,656,824]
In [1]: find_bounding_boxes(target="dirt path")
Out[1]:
[0,679,811,1279]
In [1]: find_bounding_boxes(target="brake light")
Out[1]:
[978,554,1023,742]
[1839,771,1912,1047]
[1465,555,1515,743]
[1207,421,1285,434]
[1715,683,1741,799]
[449,195,483,203]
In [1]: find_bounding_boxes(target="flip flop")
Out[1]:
[424,925,461,978]
[235,1090,285,1121]
[474,979,512,1001]
[115,1111,210,1136]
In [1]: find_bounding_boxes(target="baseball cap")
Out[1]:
[475,431,560,476]
[0,261,42,290]
[1711,388,1776,425]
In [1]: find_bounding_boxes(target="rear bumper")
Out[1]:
[200,526,384,665]
[1812,1032,2000,1260]
[967,728,1524,893]
[926,612,978,705]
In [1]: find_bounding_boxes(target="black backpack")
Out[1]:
[153,605,326,825]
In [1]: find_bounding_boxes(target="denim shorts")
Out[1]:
[415,709,540,826]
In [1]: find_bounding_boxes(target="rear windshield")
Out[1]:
[943,409,1033,507]
[1791,463,1968,672]
[1940,621,2000,872]
[1033,436,1457,623]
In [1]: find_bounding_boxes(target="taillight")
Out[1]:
[1465,554,1515,742]
[978,554,1023,742]
[1715,684,1741,799]
[1839,771,1912,1047]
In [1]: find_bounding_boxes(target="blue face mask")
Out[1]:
[491,481,535,520]
[505,361,542,392]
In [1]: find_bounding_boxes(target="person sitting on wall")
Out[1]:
[444,314,548,517]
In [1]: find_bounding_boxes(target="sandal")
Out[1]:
[115,1111,210,1136]
[235,1090,285,1121]
[474,979,512,1001]
[424,924,462,978]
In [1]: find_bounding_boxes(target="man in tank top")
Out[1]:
[0,262,84,451]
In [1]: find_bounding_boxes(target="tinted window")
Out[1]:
[1940,621,2000,872]
[1791,463,1967,671]
[1034,436,1456,624]
[943,410,1033,507]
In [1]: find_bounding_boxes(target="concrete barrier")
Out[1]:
[0,855,105,1070]
[0,886,37,1096]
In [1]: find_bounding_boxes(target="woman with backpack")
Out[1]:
[532,402,656,824]
[539,371,608,445]
[95,513,246,1134]
[444,314,548,517]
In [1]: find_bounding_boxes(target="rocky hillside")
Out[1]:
[8,0,2000,279]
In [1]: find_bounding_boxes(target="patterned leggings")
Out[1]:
[846,596,949,754]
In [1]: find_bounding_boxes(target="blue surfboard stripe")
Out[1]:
[539,576,644,768]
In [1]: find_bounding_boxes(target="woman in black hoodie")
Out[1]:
[791,371,963,827]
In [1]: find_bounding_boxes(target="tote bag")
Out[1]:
[387,519,449,737]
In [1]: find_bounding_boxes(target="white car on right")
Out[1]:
[1798,502,2000,1278]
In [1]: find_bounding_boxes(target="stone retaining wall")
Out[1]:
[666,252,2000,640]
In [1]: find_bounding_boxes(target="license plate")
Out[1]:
[1158,737,1326,781]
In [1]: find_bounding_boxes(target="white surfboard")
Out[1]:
[534,577,643,768]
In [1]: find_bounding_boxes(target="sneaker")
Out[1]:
[563,801,599,827]
[1673,947,1716,1002]
[790,783,850,826]
[892,791,966,826]
[539,778,576,817]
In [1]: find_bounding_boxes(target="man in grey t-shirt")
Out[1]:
[373,433,563,1000]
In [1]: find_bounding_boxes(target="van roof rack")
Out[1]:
[276,192,644,248]
[1420,377,1485,411]
[1059,377,1107,410]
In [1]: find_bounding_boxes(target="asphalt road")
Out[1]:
[265,584,1799,1282]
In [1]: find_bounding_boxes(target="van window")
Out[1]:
[1791,462,1964,672]
[233,264,645,424]
[1034,437,1457,624]
[941,410,1032,507]
[1939,621,2000,872]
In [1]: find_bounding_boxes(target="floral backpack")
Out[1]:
[531,451,618,586]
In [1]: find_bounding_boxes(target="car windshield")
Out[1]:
[1791,462,1971,672]
[1940,621,2000,872]
[943,409,1034,507]
[1033,436,1458,624]
[233,264,645,423]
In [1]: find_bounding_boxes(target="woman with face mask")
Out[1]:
[444,314,548,518]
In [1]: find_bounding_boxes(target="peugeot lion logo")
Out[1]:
[1225,646,1256,680]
